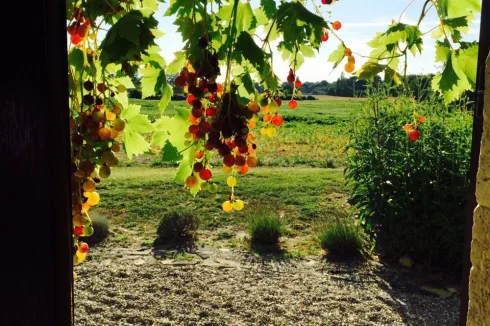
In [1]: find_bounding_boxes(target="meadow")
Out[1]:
[91,98,366,254]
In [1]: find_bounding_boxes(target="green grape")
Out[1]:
[201,182,210,191]
[99,165,111,178]
[209,184,218,193]
[82,225,94,236]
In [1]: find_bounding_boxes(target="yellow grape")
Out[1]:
[268,101,278,114]
[222,165,232,174]
[111,142,121,152]
[260,128,267,135]
[105,110,116,121]
[227,176,237,187]
[86,192,100,206]
[107,157,118,167]
[113,118,125,132]
[81,202,90,214]
[266,127,277,137]
[83,180,96,192]
[233,200,244,211]
[99,165,111,178]
[117,84,126,92]
[74,251,87,265]
[184,85,189,93]
[90,169,98,178]
[222,201,233,212]
[113,106,121,115]
[73,272,77,280]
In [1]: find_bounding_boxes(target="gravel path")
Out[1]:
[74,246,460,326]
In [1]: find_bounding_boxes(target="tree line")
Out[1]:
[129,73,436,101]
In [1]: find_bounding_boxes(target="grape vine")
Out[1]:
[66,0,480,272]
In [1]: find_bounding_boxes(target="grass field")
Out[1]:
[92,97,363,254]
[126,98,365,168]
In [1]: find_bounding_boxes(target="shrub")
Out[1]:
[318,223,364,258]
[156,210,199,242]
[306,95,317,100]
[345,86,472,273]
[85,213,109,245]
[248,209,284,247]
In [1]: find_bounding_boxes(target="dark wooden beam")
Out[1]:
[0,0,73,325]
[459,1,489,325]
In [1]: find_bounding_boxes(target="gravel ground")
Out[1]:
[74,247,460,326]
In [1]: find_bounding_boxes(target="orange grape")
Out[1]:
[403,124,413,132]
[82,180,96,192]
[185,175,199,188]
[263,114,272,123]
[195,151,204,159]
[344,48,352,56]
[247,156,258,167]
[344,63,355,73]
[271,114,283,127]
[332,21,342,30]
[111,142,121,152]
[98,128,111,141]
[248,101,260,113]
[418,116,426,123]
[348,56,355,64]
[113,106,121,115]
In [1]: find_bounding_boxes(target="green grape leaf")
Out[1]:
[300,44,316,58]
[384,67,402,85]
[437,0,481,19]
[275,2,327,51]
[142,51,166,69]
[68,48,84,71]
[174,161,192,184]
[115,76,135,88]
[161,140,183,162]
[159,84,173,114]
[253,8,269,26]
[120,104,155,159]
[165,0,196,17]
[260,0,277,19]
[328,43,346,69]
[356,62,387,80]
[235,32,267,73]
[140,65,166,99]
[167,52,186,74]
[435,40,451,62]
[456,42,478,87]
[99,10,158,67]
[142,0,159,11]
[151,110,189,151]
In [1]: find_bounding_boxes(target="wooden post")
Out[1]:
[460,1,489,325]
[0,0,73,325]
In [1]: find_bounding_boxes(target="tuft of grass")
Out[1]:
[113,234,128,243]
[318,222,364,259]
[85,213,110,245]
[156,210,199,242]
[247,207,284,248]
[216,230,234,240]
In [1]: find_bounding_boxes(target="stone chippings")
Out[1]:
[74,247,460,326]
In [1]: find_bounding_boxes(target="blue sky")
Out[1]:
[153,0,481,82]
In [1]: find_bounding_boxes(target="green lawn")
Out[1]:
[91,98,361,254]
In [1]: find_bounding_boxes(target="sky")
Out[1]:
[151,0,481,83]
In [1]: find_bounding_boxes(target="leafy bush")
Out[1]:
[306,95,318,100]
[84,213,109,245]
[248,209,284,247]
[318,223,364,258]
[156,210,199,242]
[345,87,472,273]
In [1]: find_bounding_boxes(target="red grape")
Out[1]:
[199,168,212,181]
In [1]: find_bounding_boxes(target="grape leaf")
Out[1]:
[235,32,267,72]
[435,40,451,62]
[260,0,277,19]
[437,0,481,19]
[356,62,387,80]
[151,111,189,151]
[328,43,346,69]
[174,161,193,184]
[161,140,183,162]
[159,84,173,114]
[120,104,155,159]
[456,42,478,87]
[99,10,158,67]
[140,65,166,99]
[115,76,135,88]
[167,52,186,74]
